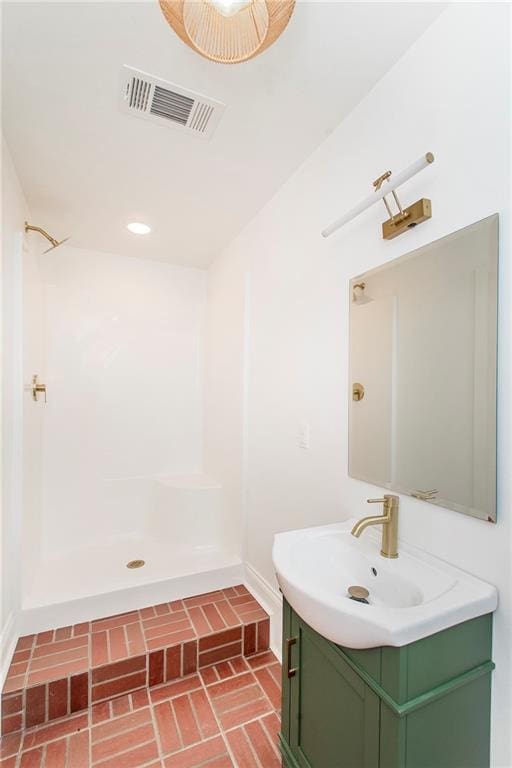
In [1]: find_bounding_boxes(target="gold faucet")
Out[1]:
[351,494,399,558]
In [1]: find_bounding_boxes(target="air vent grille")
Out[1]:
[189,102,215,133]
[128,77,152,112]
[121,66,225,140]
[150,86,194,125]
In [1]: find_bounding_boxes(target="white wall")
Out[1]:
[205,5,511,766]
[204,254,246,558]
[1,138,44,677]
[21,204,44,603]
[36,247,206,562]
[1,139,25,657]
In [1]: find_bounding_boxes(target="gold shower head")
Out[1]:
[24,222,70,253]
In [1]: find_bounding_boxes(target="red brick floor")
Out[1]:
[0,652,281,768]
[4,588,268,695]
[2,587,270,737]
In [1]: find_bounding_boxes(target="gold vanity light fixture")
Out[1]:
[159,0,295,64]
[373,167,432,241]
[321,152,435,240]
[25,222,70,253]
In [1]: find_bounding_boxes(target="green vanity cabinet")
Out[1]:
[280,600,494,768]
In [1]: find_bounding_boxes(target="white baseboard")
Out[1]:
[0,612,19,690]
[244,563,283,662]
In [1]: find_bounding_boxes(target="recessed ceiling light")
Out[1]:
[127,222,151,235]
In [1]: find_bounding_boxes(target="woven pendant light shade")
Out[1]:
[159,0,295,64]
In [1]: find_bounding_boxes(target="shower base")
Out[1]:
[21,537,243,637]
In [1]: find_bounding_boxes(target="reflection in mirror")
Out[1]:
[349,215,498,522]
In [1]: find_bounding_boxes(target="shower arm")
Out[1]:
[24,222,60,249]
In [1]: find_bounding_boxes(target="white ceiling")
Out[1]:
[2,1,445,268]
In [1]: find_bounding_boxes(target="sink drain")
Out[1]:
[126,559,145,569]
[347,585,370,604]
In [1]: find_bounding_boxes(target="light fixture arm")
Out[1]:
[321,152,434,239]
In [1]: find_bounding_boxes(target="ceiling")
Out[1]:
[2,2,445,268]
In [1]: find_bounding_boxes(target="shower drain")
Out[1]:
[126,559,145,569]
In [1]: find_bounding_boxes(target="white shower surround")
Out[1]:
[20,246,243,633]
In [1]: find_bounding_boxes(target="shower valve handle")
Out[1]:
[32,374,47,403]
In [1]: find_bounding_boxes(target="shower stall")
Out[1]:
[19,242,242,634]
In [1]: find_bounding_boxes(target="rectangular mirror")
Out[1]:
[349,215,498,522]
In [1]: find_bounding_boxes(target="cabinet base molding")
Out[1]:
[279,734,301,768]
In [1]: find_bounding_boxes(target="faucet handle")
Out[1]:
[32,374,47,403]
[367,498,386,504]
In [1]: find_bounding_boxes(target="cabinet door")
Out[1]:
[287,610,380,768]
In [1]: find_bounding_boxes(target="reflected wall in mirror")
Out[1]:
[349,215,498,522]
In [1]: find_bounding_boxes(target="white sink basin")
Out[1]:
[272,519,498,648]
